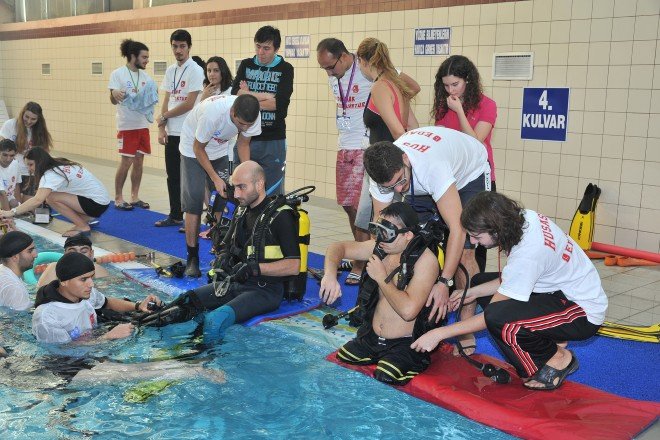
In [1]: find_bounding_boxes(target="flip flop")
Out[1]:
[115,201,134,211]
[154,217,183,227]
[131,200,150,209]
[344,271,361,286]
[339,260,353,272]
[524,350,579,391]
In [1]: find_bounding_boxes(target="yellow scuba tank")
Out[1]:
[569,183,601,250]
[285,207,310,301]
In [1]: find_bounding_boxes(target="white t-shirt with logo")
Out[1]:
[370,126,490,203]
[328,56,372,150]
[108,66,152,131]
[179,94,261,160]
[499,210,608,325]
[160,58,205,136]
[0,160,22,202]
[32,287,106,343]
[0,118,33,176]
[39,165,111,206]
[0,264,31,311]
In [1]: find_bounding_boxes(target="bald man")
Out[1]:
[141,161,300,343]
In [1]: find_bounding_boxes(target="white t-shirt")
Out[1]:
[160,57,205,136]
[370,126,490,203]
[0,264,31,311]
[39,165,111,206]
[32,287,106,343]
[328,56,372,150]
[499,210,608,325]
[108,66,152,131]
[0,118,33,176]
[179,94,262,160]
[0,160,22,202]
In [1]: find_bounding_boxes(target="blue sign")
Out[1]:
[414,27,451,56]
[521,87,570,142]
[284,35,311,59]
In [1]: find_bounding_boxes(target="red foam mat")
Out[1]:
[327,345,660,440]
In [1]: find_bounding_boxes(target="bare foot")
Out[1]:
[453,334,476,356]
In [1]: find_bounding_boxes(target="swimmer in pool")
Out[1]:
[37,233,109,288]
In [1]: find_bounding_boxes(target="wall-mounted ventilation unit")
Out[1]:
[41,63,51,75]
[91,62,103,75]
[153,61,167,76]
[492,52,533,80]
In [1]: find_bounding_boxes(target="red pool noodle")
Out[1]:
[591,242,660,263]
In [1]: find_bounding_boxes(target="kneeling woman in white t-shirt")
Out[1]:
[0,147,111,237]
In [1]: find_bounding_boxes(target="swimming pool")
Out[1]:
[0,233,514,439]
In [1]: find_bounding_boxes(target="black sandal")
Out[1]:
[154,217,183,227]
[524,351,579,391]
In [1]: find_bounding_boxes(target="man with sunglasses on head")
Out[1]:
[363,126,491,356]
[319,202,438,385]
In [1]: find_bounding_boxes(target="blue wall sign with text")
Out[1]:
[284,35,311,58]
[521,87,570,142]
[414,27,451,56]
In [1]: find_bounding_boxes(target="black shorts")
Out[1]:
[78,196,109,218]
[337,325,430,386]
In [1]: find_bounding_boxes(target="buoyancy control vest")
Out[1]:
[351,234,445,339]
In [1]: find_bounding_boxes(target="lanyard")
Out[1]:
[126,66,140,92]
[337,57,357,116]
[173,65,189,93]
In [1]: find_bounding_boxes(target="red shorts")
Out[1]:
[117,128,151,157]
[336,149,364,208]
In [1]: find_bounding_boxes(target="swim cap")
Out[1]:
[56,252,95,282]
[64,233,92,249]
[0,231,33,259]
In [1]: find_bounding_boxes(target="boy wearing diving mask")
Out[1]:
[319,202,438,385]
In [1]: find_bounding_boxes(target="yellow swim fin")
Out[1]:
[597,321,659,343]
[570,183,601,250]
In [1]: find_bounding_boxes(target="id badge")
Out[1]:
[336,115,351,131]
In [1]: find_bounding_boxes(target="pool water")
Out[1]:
[0,234,514,439]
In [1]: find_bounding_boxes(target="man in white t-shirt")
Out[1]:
[0,139,22,210]
[108,39,155,211]
[364,126,491,354]
[412,192,608,391]
[0,231,36,311]
[179,94,262,277]
[32,252,162,344]
[155,29,205,228]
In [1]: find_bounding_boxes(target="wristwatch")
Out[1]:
[437,276,454,288]
[160,115,167,123]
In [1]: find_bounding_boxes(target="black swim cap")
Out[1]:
[56,252,95,282]
[0,231,33,259]
[64,233,92,249]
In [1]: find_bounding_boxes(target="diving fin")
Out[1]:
[569,183,601,250]
[597,321,659,343]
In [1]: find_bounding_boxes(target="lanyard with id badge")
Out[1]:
[336,59,357,131]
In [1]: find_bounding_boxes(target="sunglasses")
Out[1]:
[368,218,411,243]
[377,168,408,194]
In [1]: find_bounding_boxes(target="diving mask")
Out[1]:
[368,218,410,243]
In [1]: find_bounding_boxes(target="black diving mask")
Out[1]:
[368,219,410,243]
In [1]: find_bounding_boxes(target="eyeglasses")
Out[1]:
[377,168,408,194]
[320,57,341,71]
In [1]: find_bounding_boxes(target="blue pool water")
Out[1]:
[0,234,514,439]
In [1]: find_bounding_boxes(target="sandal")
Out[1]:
[339,259,353,272]
[115,201,134,211]
[524,351,579,391]
[131,200,150,209]
[154,217,183,227]
[344,271,361,286]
